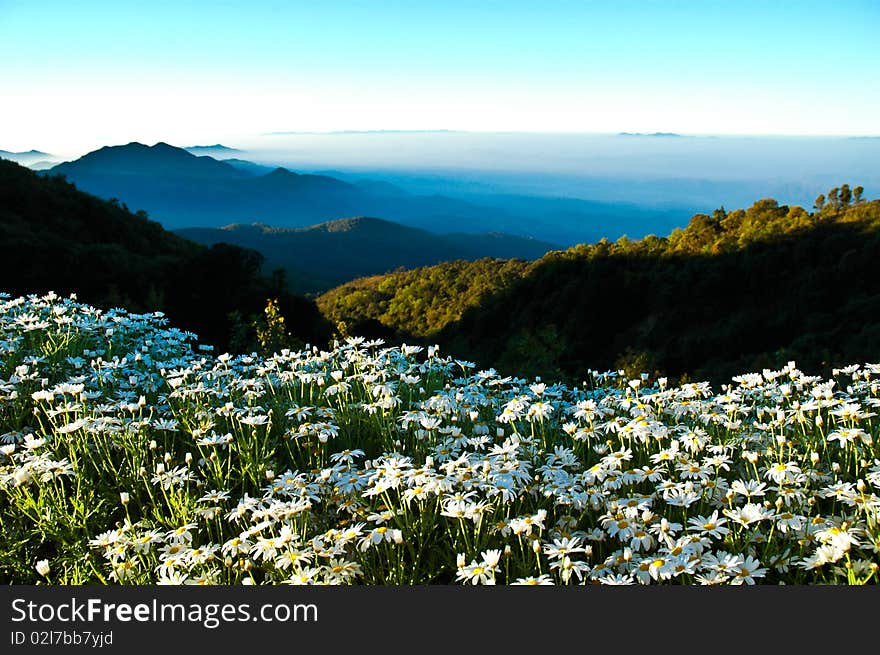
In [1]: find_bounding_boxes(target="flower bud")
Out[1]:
[120,492,130,506]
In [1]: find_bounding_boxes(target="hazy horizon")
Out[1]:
[19,131,871,213]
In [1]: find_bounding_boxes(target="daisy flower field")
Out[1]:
[1,292,877,585]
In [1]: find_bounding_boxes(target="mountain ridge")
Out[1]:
[46,141,691,243]
[1,148,58,168]
[0,148,50,156]
[52,142,248,180]
[176,215,557,294]
[185,144,241,152]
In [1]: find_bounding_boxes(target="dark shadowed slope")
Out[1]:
[0,158,331,351]
[176,216,558,294]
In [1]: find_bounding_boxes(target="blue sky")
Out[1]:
[2,0,879,154]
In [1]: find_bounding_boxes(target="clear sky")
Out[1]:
[2,0,879,155]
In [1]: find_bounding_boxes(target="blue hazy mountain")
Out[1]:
[47,142,694,244]
[224,160,409,198]
[176,216,558,294]
[248,131,880,216]
[53,142,245,179]
[1,149,58,168]
[49,143,365,228]
[222,158,276,176]
[184,144,243,155]
[0,148,50,157]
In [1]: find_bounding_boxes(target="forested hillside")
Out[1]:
[0,158,331,351]
[176,217,554,294]
[319,186,879,383]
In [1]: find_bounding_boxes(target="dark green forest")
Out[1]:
[0,159,331,351]
[319,185,880,384]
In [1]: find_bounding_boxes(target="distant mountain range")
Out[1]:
[46,142,690,244]
[48,142,486,232]
[1,148,59,169]
[184,144,243,155]
[0,149,50,157]
[618,132,682,137]
[176,217,557,294]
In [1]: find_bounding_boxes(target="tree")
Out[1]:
[839,184,852,207]
[854,186,864,204]
[255,298,289,355]
[814,194,826,211]
[828,187,840,210]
